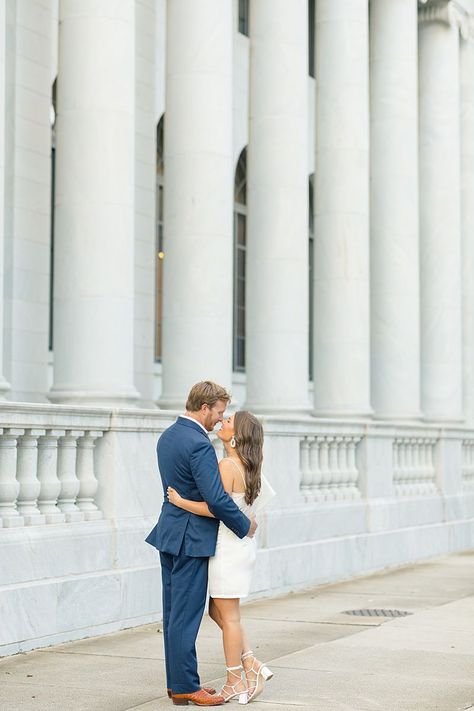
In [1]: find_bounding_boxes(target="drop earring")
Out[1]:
[230,436,236,448]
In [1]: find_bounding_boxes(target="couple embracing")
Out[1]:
[146,381,275,706]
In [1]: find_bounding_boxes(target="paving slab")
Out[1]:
[0,552,473,711]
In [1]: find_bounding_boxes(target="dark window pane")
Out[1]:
[308,0,315,77]
[237,213,246,245]
[238,0,249,36]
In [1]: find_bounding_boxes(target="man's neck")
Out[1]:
[183,412,208,432]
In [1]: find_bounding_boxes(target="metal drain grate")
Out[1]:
[343,609,413,618]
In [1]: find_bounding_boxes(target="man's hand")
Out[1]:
[246,516,258,538]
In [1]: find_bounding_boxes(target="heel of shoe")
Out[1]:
[261,666,273,681]
[238,692,249,705]
[172,700,189,706]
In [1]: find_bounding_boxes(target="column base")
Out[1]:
[0,377,11,399]
[49,388,139,407]
[243,403,312,417]
[312,407,374,419]
[371,411,424,423]
[157,396,184,411]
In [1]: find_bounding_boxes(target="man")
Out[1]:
[146,381,258,706]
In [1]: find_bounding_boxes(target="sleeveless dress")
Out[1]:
[208,459,259,599]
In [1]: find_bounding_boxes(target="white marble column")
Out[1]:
[461,18,474,422]
[159,1,234,408]
[245,0,309,413]
[313,0,371,417]
[0,3,10,399]
[50,0,138,405]
[370,0,420,419]
[419,1,464,421]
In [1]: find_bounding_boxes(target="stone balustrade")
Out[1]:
[393,437,437,497]
[300,434,361,502]
[0,407,107,528]
[1,404,474,656]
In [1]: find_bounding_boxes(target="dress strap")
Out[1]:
[226,457,247,490]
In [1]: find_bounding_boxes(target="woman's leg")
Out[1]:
[210,596,250,654]
[211,598,247,696]
[208,597,223,629]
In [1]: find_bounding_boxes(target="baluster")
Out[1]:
[310,437,323,501]
[413,438,422,494]
[16,429,46,525]
[0,428,24,527]
[338,437,353,499]
[332,436,344,499]
[393,438,402,494]
[406,439,417,494]
[300,437,311,498]
[76,431,104,520]
[320,437,332,500]
[336,437,349,499]
[347,436,361,498]
[37,430,66,524]
[427,438,436,492]
[57,430,84,522]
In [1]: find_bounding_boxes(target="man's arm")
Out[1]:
[190,441,253,539]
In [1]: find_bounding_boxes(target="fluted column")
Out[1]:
[159,1,234,408]
[0,4,10,399]
[370,0,421,419]
[245,0,309,413]
[461,16,474,422]
[50,1,138,405]
[313,0,371,417]
[419,0,464,420]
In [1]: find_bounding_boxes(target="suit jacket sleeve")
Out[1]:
[190,440,251,539]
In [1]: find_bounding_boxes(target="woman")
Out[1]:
[167,410,274,705]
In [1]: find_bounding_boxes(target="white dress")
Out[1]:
[208,460,274,599]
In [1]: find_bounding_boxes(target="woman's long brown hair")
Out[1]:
[234,411,264,505]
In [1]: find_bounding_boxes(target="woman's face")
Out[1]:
[217,413,235,442]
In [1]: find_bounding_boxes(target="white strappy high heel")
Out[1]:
[220,664,249,705]
[241,650,273,702]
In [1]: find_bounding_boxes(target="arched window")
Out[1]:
[309,175,314,381]
[155,116,165,361]
[49,78,57,352]
[233,148,247,372]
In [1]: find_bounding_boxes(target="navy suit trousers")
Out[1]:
[160,548,209,694]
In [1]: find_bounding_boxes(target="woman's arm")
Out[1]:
[167,486,215,518]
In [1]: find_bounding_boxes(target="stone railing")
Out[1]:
[1,405,474,656]
[0,405,111,528]
[393,437,437,496]
[299,434,362,501]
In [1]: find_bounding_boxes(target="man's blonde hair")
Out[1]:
[186,381,231,412]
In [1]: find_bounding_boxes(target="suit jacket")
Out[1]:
[145,417,251,557]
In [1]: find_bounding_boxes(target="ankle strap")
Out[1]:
[241,650,254,660]
[226,664,242,673]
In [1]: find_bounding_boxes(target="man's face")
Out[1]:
[202,400,227,432]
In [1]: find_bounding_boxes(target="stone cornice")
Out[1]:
[418,0,474,38]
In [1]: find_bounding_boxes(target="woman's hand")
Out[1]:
[167,486,183,508]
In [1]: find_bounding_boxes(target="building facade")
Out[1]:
[1,0,474,655]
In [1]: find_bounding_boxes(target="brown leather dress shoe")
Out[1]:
[171,689,225,706]
[167,687,216,699]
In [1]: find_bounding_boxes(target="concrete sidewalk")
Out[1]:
[1,552,474,711]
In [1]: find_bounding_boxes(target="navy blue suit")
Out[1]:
[145,417,250,694]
